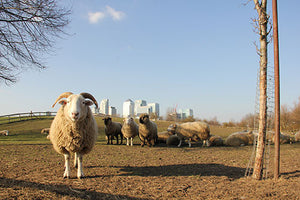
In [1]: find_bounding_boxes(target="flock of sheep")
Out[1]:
[1,92,300,179]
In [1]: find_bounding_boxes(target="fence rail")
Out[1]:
[0,112,57,125]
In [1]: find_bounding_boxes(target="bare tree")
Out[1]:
[252,0,272,180]
[0,0,71,84]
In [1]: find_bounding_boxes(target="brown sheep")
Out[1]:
[139,113,158,147]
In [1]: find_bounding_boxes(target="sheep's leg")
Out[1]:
[77,153,84,179]
[141,137,145,147]
[74,152,78,168]
[120,133,123,144]
[188,138,192,148]
[177,139,182,147]
[130,137,133,146]
[63,153,70,179]
[126,138,129,146]
[116,135,119,145]
[203,139,210,147]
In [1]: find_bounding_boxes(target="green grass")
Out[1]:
[0,116,244,144]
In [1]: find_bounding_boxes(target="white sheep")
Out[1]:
[0,130,9,136]
[167,121,211,147]
[139,113,158,147]
[121,117,139,146]
[49,92,98,179]
[103,117,123,145]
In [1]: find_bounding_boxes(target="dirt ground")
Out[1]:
[0,142,299,199]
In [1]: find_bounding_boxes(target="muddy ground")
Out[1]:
[0,143,299,199]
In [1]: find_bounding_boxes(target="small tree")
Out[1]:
[0,0,70,84]
[252,0,272,180]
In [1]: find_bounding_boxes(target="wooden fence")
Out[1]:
[0,112,57,125]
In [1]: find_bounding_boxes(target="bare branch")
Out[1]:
[0,0,71,84]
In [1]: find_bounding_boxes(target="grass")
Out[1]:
[0,116,244,145]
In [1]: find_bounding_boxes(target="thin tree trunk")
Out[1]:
[252,0,268,180]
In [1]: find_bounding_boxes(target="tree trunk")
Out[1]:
[252,0,268,180]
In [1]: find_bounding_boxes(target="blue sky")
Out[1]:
[0,0,299,122]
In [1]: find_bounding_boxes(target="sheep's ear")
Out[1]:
[84,100,93,106]
[58,100,67,106]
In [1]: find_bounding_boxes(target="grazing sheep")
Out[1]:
[224,131,255,146]
[49,92,98,179]
[167,121,211,147]
[121,117,139,146]
[295,131,300,142]
[0,130,8,136]
[41,128,50,134]
[103,117,123,145]
[139,113,158,147]
[205,135,224,147]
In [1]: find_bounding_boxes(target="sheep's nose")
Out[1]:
[72,112,79,118]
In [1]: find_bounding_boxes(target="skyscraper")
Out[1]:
[123,99,134,117]
[99,99,109,115]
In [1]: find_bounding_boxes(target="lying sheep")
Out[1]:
[267,131,293,144]
[0,130,8,136]
[167,121,211,147]
[103,117,123,145]
[41,128,50,134]
[205,135,224,147]
[166,135,180,146]
[121,117,139,146]
[139,113,158,147]
[224,131,255,146]
[157,131,173,143]
[49,92,98,179]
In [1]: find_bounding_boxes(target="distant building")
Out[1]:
[177,109,193,119]
[109,106,117,116]
[123,99,134,117]
[135,100,150,117]
[99,99,109,115]
[148,103,160,117]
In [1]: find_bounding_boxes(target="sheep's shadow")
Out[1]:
[112,163,245,179]
[0,177,148,200]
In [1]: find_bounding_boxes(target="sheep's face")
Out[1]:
[124,117,134,125]
[167,124,177,134]
[61,94,93,122]
[139,114,149,124]
[103,117,112,126]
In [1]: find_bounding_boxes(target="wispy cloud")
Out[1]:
[105,6,126,21]
[88,12,105,24]
[87,6,126,24]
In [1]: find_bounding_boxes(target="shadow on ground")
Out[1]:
[0,177,149,200]
[112,163,245,179]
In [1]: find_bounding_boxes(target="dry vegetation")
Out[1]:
[0,117,300,199]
